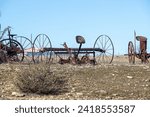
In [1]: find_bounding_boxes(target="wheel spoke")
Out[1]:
[104,53,110,62]
[96,42,101,48]
[104,38,109,49]
[44,41,50,48]
[42,37,46,47]
[99,37,103,49]
[37,37,42,48]
[105,51,113,55]
[22,39,27,47]
[24,43,31,50]
[105,43,112,51]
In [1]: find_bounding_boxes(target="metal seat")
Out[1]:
[76,35,85,44]
[75,35,85,58]
[9,34,17,38]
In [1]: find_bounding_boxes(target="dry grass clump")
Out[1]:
[13,64,69,95]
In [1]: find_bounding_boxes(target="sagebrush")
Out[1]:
[13,64,69,95]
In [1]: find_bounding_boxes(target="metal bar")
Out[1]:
[76,43,82,58]
[41,47,104,52]
[134,31,136,54]
[54,51,95,55]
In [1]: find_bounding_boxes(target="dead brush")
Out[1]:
[12,63,69,95]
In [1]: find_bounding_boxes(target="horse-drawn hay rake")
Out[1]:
[32,34,114,64]
[128,31,150,64]
[0,26,114,64]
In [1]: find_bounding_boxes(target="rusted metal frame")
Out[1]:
[54,51,95,55]
[38,47,104,65]
[41,47,104,52]
[138,37,148,63]
[54,49,96,62]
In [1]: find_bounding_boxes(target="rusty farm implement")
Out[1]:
[32,34,114,64]
[0,26,114,64]
[128,31,150,64]
[0,26,32,63]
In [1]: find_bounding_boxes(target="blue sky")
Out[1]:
[0,0,150,55]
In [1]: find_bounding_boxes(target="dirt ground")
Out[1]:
[0,56,150,100]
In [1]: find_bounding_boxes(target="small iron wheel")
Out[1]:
[128,41,135,64]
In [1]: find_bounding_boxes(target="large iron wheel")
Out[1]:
[32,34,52,63]
[93,35,114,64]
[14,36,33,63]
[128,41,135,64]
[0,39,24,62]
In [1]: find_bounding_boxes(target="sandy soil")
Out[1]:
[0,56,150,100]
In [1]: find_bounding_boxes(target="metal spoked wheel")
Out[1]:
[32,34,52,63]
[128,41,135,64]
[0,39,24,62]
[14,36,33,63]
[93,35,114,64]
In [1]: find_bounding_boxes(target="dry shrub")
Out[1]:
[14,64,69,95]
